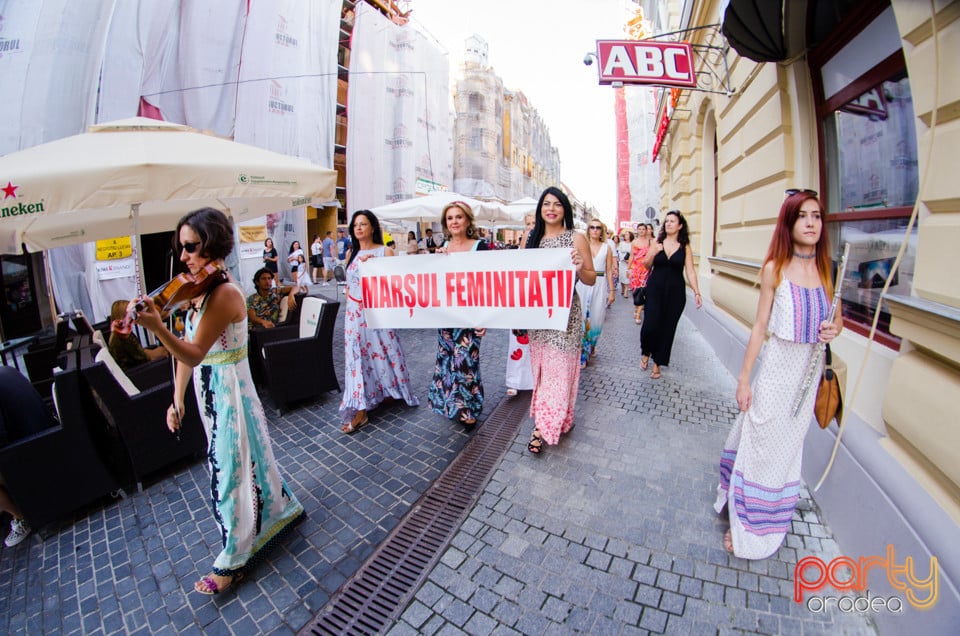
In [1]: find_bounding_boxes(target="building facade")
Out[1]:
[653,0,959,630]
[452,35,561,204]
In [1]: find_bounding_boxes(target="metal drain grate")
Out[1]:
[299,392,531,636]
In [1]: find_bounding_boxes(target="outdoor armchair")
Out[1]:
[260,298,341,411]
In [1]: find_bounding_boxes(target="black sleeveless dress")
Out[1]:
[640,246,687,366]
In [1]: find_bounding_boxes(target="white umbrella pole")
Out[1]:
[131,203,147,297]
[42,250,59,326]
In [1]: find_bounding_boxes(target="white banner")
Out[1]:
[359,248,575,329]
[94,257,137,281]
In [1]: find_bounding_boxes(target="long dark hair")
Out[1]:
[657,210,690,247]
[345,210,385,269]
[525,186,573,249]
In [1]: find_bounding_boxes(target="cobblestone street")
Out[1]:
[0,289,876,634]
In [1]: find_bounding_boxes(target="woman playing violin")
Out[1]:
[131,207,304,596]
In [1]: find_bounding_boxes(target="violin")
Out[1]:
[129,263,228,322]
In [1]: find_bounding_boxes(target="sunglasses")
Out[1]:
[785,188,818,197]
[588,225,603,230]
[180,240,201,254]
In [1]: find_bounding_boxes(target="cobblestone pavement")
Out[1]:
[390,296,877,636]
[0,289,876,634]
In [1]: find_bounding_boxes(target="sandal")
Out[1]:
[194,571,243,595]
[723,529,734,554]
[527,429,543,455]
[458,411,477,427]
[342,410,369,434]
[650,366,661,380]
[505,388,518,397]
[640,356,649,371]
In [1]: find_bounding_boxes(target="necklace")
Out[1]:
[793,251,816,260]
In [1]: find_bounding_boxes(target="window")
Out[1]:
[812,3,915,346]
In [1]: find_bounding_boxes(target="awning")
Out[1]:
[720,0,809,63]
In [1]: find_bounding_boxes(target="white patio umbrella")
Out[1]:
[371,192,513,224]
[0,116,337,258]
[503,196,539,222]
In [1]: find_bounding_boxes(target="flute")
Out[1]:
[791,242,850,417]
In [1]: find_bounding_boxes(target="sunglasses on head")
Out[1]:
[180,240,201,254]
[785,188,818,197]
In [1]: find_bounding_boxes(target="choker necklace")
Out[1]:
[793,251,816,260]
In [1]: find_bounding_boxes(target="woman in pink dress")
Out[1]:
[525,187,596,455]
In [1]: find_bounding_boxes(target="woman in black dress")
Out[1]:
[640,210,702,379]
[262,238,279,288]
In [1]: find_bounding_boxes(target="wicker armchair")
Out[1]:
[81,348,207,491]
[248,291,307,385]
[260,298,341,411]
[0,366,123,530]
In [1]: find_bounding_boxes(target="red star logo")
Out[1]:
[1,182,17,199]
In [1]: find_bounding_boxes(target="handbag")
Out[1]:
[632,286,646,306]
[814,344,843,429]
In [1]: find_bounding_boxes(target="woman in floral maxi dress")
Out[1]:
[339,210,419,433]
[133,207,303,596]
[525,187,596,454]
[713,190,843,559]
[428,201,489,426]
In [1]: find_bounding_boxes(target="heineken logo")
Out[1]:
[0,181,44,218]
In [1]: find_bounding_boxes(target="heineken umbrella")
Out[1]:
[371,191,512,224]
[0,117,338,255]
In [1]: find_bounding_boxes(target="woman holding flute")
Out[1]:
[713,189,843,559]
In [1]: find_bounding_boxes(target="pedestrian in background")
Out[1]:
[339,210,419,433]
[640,211,702,379]
[617,231,633,298]
[504,213,536,397]
[310,235,322,284]
[714,190,842,559]
[287,241,304,285]
[606,231,619,302]
[132,207,304,596]
[405,230,419,255]
[335,227,349,264]
[577,218,615,368]
[428,201,488,426]
[524,187,595,454]
[262,237,279,288]
[630,225,652,324]
[321,231,336,285]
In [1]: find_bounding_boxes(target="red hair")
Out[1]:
[764,192,834,296]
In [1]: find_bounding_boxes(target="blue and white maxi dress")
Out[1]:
[186,287,304,575]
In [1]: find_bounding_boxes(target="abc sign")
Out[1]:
[595,40,696,88]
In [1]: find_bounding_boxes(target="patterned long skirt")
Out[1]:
[529,292,583,447]
[428,328,484,421]
[713,336,819,559]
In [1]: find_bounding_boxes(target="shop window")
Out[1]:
[813,3,915,347]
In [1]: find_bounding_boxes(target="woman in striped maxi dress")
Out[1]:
[713,190,843,559]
